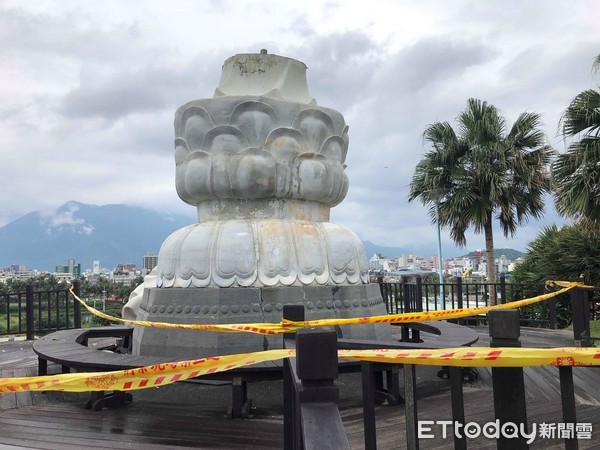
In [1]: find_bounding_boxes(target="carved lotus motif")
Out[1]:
[173,99,349,207]
[157,219,369,288]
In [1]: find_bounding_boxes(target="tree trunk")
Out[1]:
[484,213,497,306]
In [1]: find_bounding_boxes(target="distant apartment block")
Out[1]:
[369,253,390,272]
[113,262,139,284]
[53,258,81,282]
[0,264,35,282]
[55,258,81,277]
[142,252,158,274]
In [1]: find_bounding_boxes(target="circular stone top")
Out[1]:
[213,52,316,105]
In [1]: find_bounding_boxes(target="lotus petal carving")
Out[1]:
[173,98,350,207]
[156,220,368,288]
[292,109,335,154]
[230,101,277,147]
[181,106,214,150]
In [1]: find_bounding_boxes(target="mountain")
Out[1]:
[0,202,527,272]
[0,201,195,271]
[363,241,525,262]
[362,241,411,260]
[459,248,526,261]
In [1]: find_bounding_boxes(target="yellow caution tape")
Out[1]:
[70,281,588,335]
[288,281,586,330]
[2,346,600,393]
[69,287,286,335]
[0,349,293,393]
[339,346,600,368]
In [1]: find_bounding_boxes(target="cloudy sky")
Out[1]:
[1,0,599,259]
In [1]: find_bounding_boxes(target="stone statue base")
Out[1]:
[132,284,393,358]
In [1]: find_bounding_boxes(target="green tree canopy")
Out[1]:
[553,54,600,224]
[409,99,554,303]
[512,225,600,288]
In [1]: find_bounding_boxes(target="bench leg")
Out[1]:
[373,365,403,405]
[86,390,133,411]
[38,357,47,376]
[437,366,479,382]
[228,376,252,419]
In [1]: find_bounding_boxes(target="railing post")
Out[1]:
[393,283,400,314]
[377,276,388,313]
[412,276,422,341]
[401,276,410,341]
[571,287,590,346]
[401,276,409,314]
[489,309,528,449]
[361,362,377,450]
[73,281,82,329]
[414,275,423,312]
[499,274,506,304]
[283,304,305,450]
[26,284,34,340]
[456,276,464,325]
[548,296,557,329]
[404,364,419,450]
[449,366,466,450]
[296,328,349,450]
[559,366,578,450]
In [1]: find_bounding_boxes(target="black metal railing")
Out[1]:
[570,285,600,346]
[378,275,558,327]
[0,282,81,338]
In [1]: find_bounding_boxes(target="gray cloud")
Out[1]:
[0,7,142,62]
[1,0,598,260]
[60,54,222,119]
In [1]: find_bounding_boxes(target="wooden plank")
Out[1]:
[522,366,560,401]
[0,402,283,449]
[0,368,18,410]
[571,367,600,403]
[13,367,33,408]
[471,366,493,390]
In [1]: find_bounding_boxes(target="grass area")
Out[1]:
[565,319,600,336]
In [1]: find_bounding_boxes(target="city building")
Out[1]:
[112,263,139,284]
[0,265,35,281]
[369,253,390,272]
[142,252,158,275]
[55,259,81,277]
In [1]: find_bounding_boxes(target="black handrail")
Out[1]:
[378,276,559,327]
[1,282,81,338]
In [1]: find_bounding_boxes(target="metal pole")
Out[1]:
[436,202,444,310]
[73,281,81,329]
[26,285,34,340]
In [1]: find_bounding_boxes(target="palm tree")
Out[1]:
[409,99,554,304]
[554,54,600,224]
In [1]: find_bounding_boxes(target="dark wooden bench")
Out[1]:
[32,326,281,417]
[32,321,478,415]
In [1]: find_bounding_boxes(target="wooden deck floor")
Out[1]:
[1,327,599,449]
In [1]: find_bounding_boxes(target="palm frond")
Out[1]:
[410,98,553,265]
[560,89,600,138]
